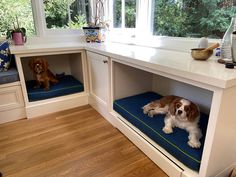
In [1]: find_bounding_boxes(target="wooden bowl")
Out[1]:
[191,48,213,60]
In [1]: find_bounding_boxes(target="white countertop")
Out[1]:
[10,42,236,89]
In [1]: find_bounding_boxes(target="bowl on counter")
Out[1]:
[191,43,219,61]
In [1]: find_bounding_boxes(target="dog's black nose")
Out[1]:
[177,110,182,115]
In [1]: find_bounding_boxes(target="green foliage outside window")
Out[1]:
[44,0,90,29]
[153,0,236,38]
[0,0,35,37]
[125,0,136,28]
[113,0,122,28]
[1,0,235,39]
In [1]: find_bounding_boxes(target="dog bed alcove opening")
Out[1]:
[19,53,85,102]
[113,91,209,171]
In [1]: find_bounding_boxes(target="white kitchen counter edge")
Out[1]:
[10,42,236,89]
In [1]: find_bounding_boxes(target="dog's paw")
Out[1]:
[147,110,155,117]
[188,140,201,148]
[44,87,49,91]
[162,126,173,134]
[142,106,148,114]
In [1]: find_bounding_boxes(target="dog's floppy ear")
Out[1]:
[29,58,35,71]
[42,59,48,70]
[187,103,200,122]
[169,98,179,115]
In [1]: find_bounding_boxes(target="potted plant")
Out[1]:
[82,0,109,43]
[6,16,27,45]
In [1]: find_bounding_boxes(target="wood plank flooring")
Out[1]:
[0,105,168,177]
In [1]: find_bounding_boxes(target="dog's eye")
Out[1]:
[176,103,181,108]
[185,107,189,112]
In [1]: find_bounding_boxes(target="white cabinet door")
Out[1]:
[87,51,109,104]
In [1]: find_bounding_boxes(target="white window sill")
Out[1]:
[107,33,220,52]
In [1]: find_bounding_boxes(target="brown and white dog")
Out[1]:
[143,95,202,148]
[29,57,58,91]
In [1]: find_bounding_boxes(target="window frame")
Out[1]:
[0,0,221,49]
[33,0,91,37]
[109,0,138,35]
[108,0,154,38]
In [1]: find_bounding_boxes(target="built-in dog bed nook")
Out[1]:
[113,92,209,171]
[26,75,84,102]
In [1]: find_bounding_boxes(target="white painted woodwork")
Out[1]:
[87,51,109,104]
[215,163,236,177]
[15,50,89,118]
[111,59,236,177]
[86,51,116,127]
[10,42,236,89]
[112,61,153,100]
[26,93,88,118]
[8,42,236,177]
[0,82,26,124]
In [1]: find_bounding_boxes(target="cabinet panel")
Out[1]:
[0,83,25,111]
[87,51,109,104]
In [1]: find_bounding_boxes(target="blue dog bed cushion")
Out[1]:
[26,75,84,102]
[113,92,209,171]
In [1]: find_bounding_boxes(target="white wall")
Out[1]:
[21,53,84,83]
[152,75,213,114]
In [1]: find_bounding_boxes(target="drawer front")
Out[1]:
[0,85,25,111]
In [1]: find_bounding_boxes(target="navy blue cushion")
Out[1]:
[0,41,11,72]
[26,75,84,102]
[0,67,19,84]
[113,92,209,171]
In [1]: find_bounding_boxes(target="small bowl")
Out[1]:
[191,48,213,60]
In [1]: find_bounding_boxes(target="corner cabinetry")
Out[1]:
[109,58,236,177]
[87,51,115,126]
[87,51,109,104]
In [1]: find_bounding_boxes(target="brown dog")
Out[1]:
[29,57,58,90]
[143,95,202,148]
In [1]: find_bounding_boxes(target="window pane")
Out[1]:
[113,0,122,28]
[125,0,136,28]
[44,0,91,29]
[153,0,236,38]
[0,0,35,37]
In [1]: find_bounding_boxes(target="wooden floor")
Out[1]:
[0,105,168,177]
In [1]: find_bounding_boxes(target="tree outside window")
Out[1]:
[0,0,35,37]
[113,0,136,28]
[43,0,91,29]
[153,0,236,38]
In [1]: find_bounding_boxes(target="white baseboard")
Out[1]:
[88,94,116,127]
[26,93,88,118]
[0,107,26,124]
[216,163,236,177]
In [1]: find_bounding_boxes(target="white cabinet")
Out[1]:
[0,82,26,124]
[87,51,115,126]
[87,51,109,105]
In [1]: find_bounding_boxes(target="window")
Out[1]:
[112,0,136,28]
[0,0,35,37]
[152,0,236,39]
[110,0,236,39]
[43,0,91,29]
